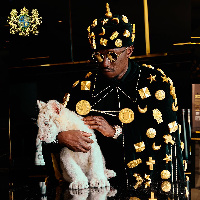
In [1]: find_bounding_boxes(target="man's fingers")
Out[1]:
[88,125,101,130]
[79,142,91,152]
[81,132,92,137]
[83,136,94,143]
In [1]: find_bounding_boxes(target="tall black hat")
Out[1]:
[87,3,135,50]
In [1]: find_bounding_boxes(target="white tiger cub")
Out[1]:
[37,100,116,189]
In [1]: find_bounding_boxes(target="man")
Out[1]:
[48,3,185,191]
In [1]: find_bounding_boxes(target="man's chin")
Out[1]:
[102,71,115,79]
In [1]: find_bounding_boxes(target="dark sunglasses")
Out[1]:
[92,48,127,63]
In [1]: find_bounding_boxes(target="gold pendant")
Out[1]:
[161,170,171,179]
[119,108,134,123]
[138,105,147,113]
[76,100,91,115]
[146,128,156,138]
[161,181,171,192]
[155,90,165,100]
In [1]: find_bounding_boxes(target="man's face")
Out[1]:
[92,46,133,80]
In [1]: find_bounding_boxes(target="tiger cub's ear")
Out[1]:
[47,100,62,114]
[37,100,46,110]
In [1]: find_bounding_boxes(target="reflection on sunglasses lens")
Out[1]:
[108,52,117,62]
[92,50,125,63]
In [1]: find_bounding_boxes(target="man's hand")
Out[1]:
[57,130,93,153]
[83,116,115,137]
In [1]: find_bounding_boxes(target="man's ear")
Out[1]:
[47,100,61,114]
[127,45,134,58]
[37,100,46,110]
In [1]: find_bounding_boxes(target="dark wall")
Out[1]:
[0,0,195,169]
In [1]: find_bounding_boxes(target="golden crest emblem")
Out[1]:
[7,7,42,36]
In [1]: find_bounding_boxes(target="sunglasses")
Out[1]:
[92,48,127,63]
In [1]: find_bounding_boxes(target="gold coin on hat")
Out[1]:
[76,100,91,115]
[119,108,134,123]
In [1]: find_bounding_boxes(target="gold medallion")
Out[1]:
[161,170,171,179]
[76,100,91,115]
[119,108,134,123]
[161,181,171,192]
[146,128,156,138]
[155,90,165,100]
